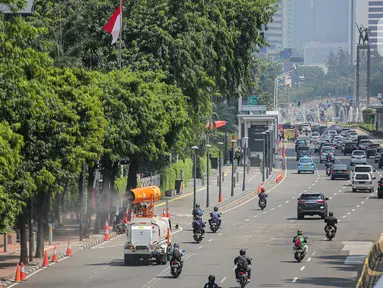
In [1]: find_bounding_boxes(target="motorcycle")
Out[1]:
[294,237,308,262]
[193,230,204,243]
[325,163,332,176]
[116,220,127,234]
[325,226,336,241]
[259,198,267,210]
[238,270,249,288]
[209,219,220,233]
[170,260,182,278]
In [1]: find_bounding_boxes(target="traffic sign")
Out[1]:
[247,96,259,105]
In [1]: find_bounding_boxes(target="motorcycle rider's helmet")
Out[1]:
[214,207,218,212]
[240,249,246,256]
[329,211,333,217]
[195,203,200,208]
[297,230,303,236]
[208,275,215,282]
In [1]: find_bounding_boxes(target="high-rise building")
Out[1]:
[367,1,383,52]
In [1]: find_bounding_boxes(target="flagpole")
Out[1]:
[119,0,123,69]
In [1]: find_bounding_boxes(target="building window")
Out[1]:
[369,13,383,18]
[370,7,383,12]
[369,1,383,6]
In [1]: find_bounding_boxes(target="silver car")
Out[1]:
[350,150,367,166]
[352,173,373,192]
[348,131,358,141]
[359,139,372,150]
[310,132,320,143]
[375,148,383,163]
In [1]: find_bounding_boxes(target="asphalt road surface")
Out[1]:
[15,142,383,288]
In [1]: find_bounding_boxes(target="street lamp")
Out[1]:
[191,146,199,211]
[265,130,270,179]
[262,132,266,182]
[205,144,212,207]
[242,137,248,191]
[217,142,224,202]
[231,139,237,197]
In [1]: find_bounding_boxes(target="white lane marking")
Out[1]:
[312,251,316,256]
[254,215,258,218]
[339,190,342,192]
[329,197,332,199]
[245,219,249,222]
[307,258,311,262]
[102,266,109,271]
[91,234,124,249]
[357,205,360,208]
[278,205,282,207]
[220,277,227,284]
[187,223,191,225]
[334,193,337,195]
[361,201,365,204]
[219,233,223,236]
[292,277,298,283]
[300,266,305,271]
[366,197,370,199]
[304,190,307,193]
[343,216,346,218]
[292,197,296,199]
[198,245,203,249]
[291,220,295,223]
[312,183,315,186]
[263,211,267,214]
[315,180,318,183]
[208,239,213,242]
[352,209,355,211]
[248,174,257,182]
[308,187,312,189]
[271,208,275,211]
[285,200,289,203]
[232,266,237,270]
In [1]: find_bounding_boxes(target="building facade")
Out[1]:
[368,1,383,53]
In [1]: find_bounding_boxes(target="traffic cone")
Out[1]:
[20,263,26,281]
[14,264,21,282]
[42,250,49,267]
[104,219,110,241]
[66,240,72,256]
[51,245,58,262]
[219,194,223,202]
[166,208,170,218]
[0,279,3,288]
[162,209,166,217]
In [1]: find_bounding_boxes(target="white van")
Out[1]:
[352,173,373,192]
[353,165,376,179]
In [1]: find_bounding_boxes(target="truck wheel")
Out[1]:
[159,255,167,265]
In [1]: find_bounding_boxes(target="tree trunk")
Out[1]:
[35,193,50,258]
[126,158,139,190]
[19,209,28,265]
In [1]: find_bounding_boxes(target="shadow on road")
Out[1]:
[85,259,125,267]
[156,275,174,279]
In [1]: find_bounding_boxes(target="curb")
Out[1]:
[1,232,117,287]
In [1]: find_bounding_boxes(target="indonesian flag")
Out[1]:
[103,5,122,45]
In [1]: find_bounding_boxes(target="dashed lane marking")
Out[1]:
[292,277,298,283]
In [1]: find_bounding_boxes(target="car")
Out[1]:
[297,156,315,174]
[333,136,344,149]
[352,172,374,192]
[347,131,358,141]
[340,128,350,137]
[295,140,307,152]
[378,178,383,198]
[297,193,329,219]
[320,147,335,163]
[315,140,328,153]
[366,143,380,158]
[296,146,310,161]
[343,141,357,155]
[379,155,383,169]
[330,164,350,180]
[350,150,367,166]
[298,136,310,145]
[375,147,383,163]
[310,132,320,143]
[359,139,372,150]
[352,164,376,180]
[327,129,338,139]
[357,135,369,145]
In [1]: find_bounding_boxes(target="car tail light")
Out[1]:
[239,272,244,275]
[344,170,348,173]
[317,200,325,203]
[379,183,383,188]
[173,261,178,265]
[298,200,303,204]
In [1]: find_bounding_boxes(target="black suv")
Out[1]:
[344,142,357,155]
[297,193,329,219]
[295,140,307,152]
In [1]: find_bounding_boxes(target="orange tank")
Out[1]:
[125,186,162,203]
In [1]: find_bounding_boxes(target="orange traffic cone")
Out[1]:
[66,240,72,256]
[51,245,58,262]
[166,208,170,218]
[42,250,49,267]
[0,279,3,288]
[219,194,223,203]
[162,209,166,217]
[104,219,110,241]
[14,264,21,282]
[20,263,26,281]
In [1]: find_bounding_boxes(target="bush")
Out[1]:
[209,146,220,158]
[196,155,212,178]
[160,159,193,192]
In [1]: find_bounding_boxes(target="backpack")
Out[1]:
[237,256,248,270]
[172,249,182,262]
[295,236,302,248]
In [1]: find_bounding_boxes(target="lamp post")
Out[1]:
[265,130,270,179]
[242,137,248,191]
[262,132,266,182]
[218,142,223,202]
[206,144,212,207]
[231,139,237,197]
[191,146,199,211]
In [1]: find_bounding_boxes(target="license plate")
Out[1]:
[358,182,366,184]
[304,165,308,167]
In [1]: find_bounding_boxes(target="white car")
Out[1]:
[359,139,372,150]
[310,132,320,143]
[327,130,338,139]
[352,164,376,180]
[340,128,350,137]
[350,150,367,166]
[352,172,374,192]
[347,131,358,141]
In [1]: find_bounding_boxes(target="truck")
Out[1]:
[123,186,172,266]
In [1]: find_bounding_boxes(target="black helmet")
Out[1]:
[196,203,200,208]
[214,207,218,212]
[329,211,333,216]
[208,275,215,282]
[240,249,246,256]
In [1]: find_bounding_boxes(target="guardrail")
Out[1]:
[356,237,383,288]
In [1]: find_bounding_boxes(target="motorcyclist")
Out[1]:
[192,215,206,235]
[293,230,308,255]
[208,207,222,227]
[324,211,338,233]
[192,203,204,219]
[169,243,184,267]
[234,249,252,282]
[204,275,220,288]
[258,190,268,206]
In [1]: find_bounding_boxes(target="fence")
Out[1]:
[356,236,383,287]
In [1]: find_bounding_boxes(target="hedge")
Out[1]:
[196,155,212,179]
[160,159,193,192]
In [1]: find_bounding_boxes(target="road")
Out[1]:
[13,142,383,288]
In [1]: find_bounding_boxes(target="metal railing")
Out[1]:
[356,237,383,287]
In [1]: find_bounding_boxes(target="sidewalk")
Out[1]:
[0,224,117,286]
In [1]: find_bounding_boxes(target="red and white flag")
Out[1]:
[103,5,122,45]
